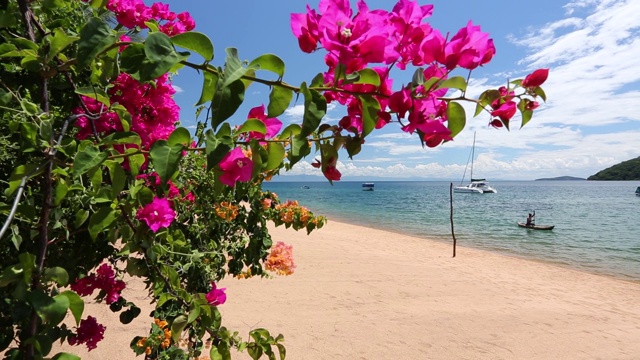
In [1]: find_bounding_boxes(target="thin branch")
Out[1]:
[0,161,50,240]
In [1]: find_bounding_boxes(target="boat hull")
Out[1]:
[517,222,555,230]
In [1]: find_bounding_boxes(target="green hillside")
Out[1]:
[587,156,640,180]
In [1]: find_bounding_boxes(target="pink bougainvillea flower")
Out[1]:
[70,275,98,297]
[265,241,296,276]
[291,5,321,53]
[489,119,504,128]
[323,165,342,181]
[525,100,540,111]
[245,105,283,141]
[421,120,453,148]
[71,263,126,304]
[491,101,517,122]
[522,68,549,88]
[68,316,106,351]
[136,197,176,232]
[439,21,495,70]
[205,282,227,306]
[218,148,253,187]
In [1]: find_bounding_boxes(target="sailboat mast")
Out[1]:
[470,132,476,181]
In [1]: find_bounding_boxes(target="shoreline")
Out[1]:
[312,213,640,284]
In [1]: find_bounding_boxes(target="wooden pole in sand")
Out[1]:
[450,182,456,257]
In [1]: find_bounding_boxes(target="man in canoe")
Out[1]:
[526,211,535,226]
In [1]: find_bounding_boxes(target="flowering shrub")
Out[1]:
[0,0,547,359]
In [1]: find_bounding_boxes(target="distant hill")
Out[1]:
[587,157,640,180]
[535,176,586,181]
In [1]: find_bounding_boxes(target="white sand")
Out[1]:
[56,220,640,359]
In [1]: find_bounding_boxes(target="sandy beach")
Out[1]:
[57,220,640,359]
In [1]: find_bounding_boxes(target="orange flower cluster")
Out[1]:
[214,201,239,221]
[236,268,253,279]
[135,318,172,355]
[265,241,296,276]
[275,200,310,224]
[155,318,172,349]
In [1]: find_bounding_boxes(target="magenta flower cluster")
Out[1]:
[205,282,227,306]
[74,73,179,149]
[68,316,106,351]
[104,0,195,35]
[136,197,177,233]
[290,0,498,159]
[70,263,126,305]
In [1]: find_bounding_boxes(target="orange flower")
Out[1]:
[265,241,296,276]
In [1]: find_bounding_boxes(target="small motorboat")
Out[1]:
[362,182,374,191]
[517,222,555,230]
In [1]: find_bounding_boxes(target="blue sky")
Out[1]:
[160,0,640,181]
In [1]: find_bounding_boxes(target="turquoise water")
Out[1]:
[263,181,640,281]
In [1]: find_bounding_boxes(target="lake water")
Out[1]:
[263,181,640,282]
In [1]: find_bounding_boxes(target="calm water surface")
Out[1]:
[264,181,640,281]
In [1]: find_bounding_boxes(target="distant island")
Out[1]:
[535,176,586,181]
[588,156,640,180]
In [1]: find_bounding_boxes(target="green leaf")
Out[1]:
[210,79,245,129]
[43,267,69,287]
[53,178,69,206]
[223,48,247,86]
[196,70,218,106]
[518,99,534,129]
[74,209,89,228]
[267,86,293,118]
[265,142,285,171]
[280,124,301,138]
[288,135,310,168]
[309,72,325,87]
[106,161,126,196]
[5,164,41,197]
[88,206,117,239]
[344,136,362,158]
[52,352,81,360]
[29,290,70,325]
[437,76,468,92]
[75,87,110,107]
[446,101,466,138]
[73,143,108,177]
[351,68,380,86]
[411,67,425,87]
[77,17,116,69]
[474,89,500,117]
[276,344,286,360]
[534,86,547,102]
[171,315,188,342]
[171,31,214,61]
[205,125,233,170]
[100,132,141,146]
[187,301,201,324]
[125,148,146,177]
[249,54,285,78]
[168,127,192,147]
[46,28,79,62]
[59,291,84,325]
[299,82,326,138]
[20,99,39,116]
[141,32,184,81]
[359,95,380,138]
[149,140,183,184]
[119,43,146,78]
[238,119,267,135]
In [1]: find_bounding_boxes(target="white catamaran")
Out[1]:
[453,132,497,194]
